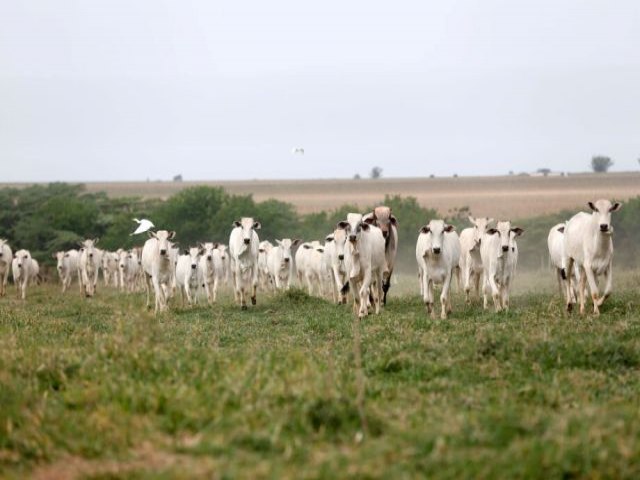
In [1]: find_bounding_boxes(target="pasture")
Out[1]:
[2,272,639,479]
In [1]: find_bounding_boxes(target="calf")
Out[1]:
[267,238,301,290]
[480,221,523,312]
[323,231,349,304]
[228,218,261,309]
[0,239,13,296]
[199,242,217,304]
[257,240,274,291]
[363,206,398,305]
[337,213,386,318]
[176,247,202,305]
[458,217,493,303]
[564,199,621,315]
[11,249,37,300]
[302,241,327,296]
[101,251,120,288]
[54,249,80,293]
[141,230,176,314]
[416,220,460,319]
[79,239,101,297]
[118,249,140,293]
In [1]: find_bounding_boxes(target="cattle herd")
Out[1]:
[0,198,621,318]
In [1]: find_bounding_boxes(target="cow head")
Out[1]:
[233,217,260,245]
[55,251,65,271]
[201,242,216,262]
[215,244,227,260]
[258,240,272,255]
[0,239,6,258]
[419,219,455,256]
[588,199,621,234]
[80,239,99,259]
[149,230,176,257]
[186,247,201,270]
[118,250,128,270]
[15,249,31,268]
[486,221,523,257]
[276,238,301,264]
[468,216,494,249]
[330,229,348,262]
[337,212,369,245]
[364,206,398,239]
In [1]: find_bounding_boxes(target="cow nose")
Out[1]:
[502,245,509,252]
[221,256,226,260]
[160,249,167,256]
[243,238,251,245]
[382,231,388,238]
[600,224,609,232]
[338,254,344,260]
[349,235,357,242]
[89,253,93,258]
[284,257,290,263]
[207,255,212,260]
[191,264,197,269]
[432,247,441,255]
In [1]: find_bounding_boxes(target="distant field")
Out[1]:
[83,172,640,217]
[3,172,639,218]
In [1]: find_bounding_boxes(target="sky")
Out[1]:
[1,0,639,182]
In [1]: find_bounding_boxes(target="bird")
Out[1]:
[131,218,155,235]
[291,147,304,155]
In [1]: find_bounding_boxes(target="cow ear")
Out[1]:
[213,243,219,249]
[275,239,282,246]
[363,216,375,225]
[511,227,524,237]
[303,244,312,249]
[361,223,370,231]
[253,222,261,230]
[147,231,156,239]
[337,221,349,230]
[291,238,301,246]
[444,224,455,233]
[588,201,598,212]
[487,228,498,235]
[324,235,334,243]
[390,215,398,226]
[317,247,324,253]
[233,220,241,228]
[610,202,621,212]
[468,215,475,224]
[168,231,176,240]
[419,225,430,234]
[557,226,565,233]
[94,238,99,245]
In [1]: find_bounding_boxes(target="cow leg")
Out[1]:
[473,271,481,299]
[582,263,600,315]
[481,274,490,310]
[462,263,472,303]
[211,278,218,304]
[598,264,613,307]
[576,265,588,315]
[251,268,258,305]
[440,271,453,320]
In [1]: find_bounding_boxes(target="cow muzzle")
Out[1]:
[207,255,212,260]
[600,224,609,233]
[191,264,197,270]
[349,235,357,243]
[338,254,344,261]
[244,238,251,245]
[160,249,167,256]
[284,257,290,263]
[502,245,509,252]
[432,247,441,255]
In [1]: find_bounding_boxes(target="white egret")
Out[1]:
[131,218,155,235]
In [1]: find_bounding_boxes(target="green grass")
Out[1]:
[1,276,639,479]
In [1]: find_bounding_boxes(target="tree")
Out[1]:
[591,156,613,173]
[370,166,383,179]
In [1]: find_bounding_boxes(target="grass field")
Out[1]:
[2,271,640,479]
[3,172,640,218]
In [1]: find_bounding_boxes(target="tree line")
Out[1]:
[0,183,637,273]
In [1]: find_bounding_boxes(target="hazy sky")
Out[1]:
[1,0,639,182]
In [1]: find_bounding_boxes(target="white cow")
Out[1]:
[267,238,301,290]
[480,221,523,312]
[0,239,13,297]
[337,213,386,318]
[257,240,274,291]
[118,249,140,293]
[229,218,261,309]
[547,222,582,302]
[295,242,310,286]
[416,220,461,319]
[324,229,351,304]
[11,249,37,300]
[141,230,176,313]
[199,242,217,304]
[101,251,120,288]
[55,249,80,293]
[302,241,327,296]
[175,247,202,306]
[458,217,494,303]
[363,206,398,305]
[563,199,621,315]
[215,244,231,286]
[79,239,101,297]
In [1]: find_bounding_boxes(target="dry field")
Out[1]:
[4,172,640,218]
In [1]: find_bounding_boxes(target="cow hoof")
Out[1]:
[251,296,257,305]
[241,305,248,311]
